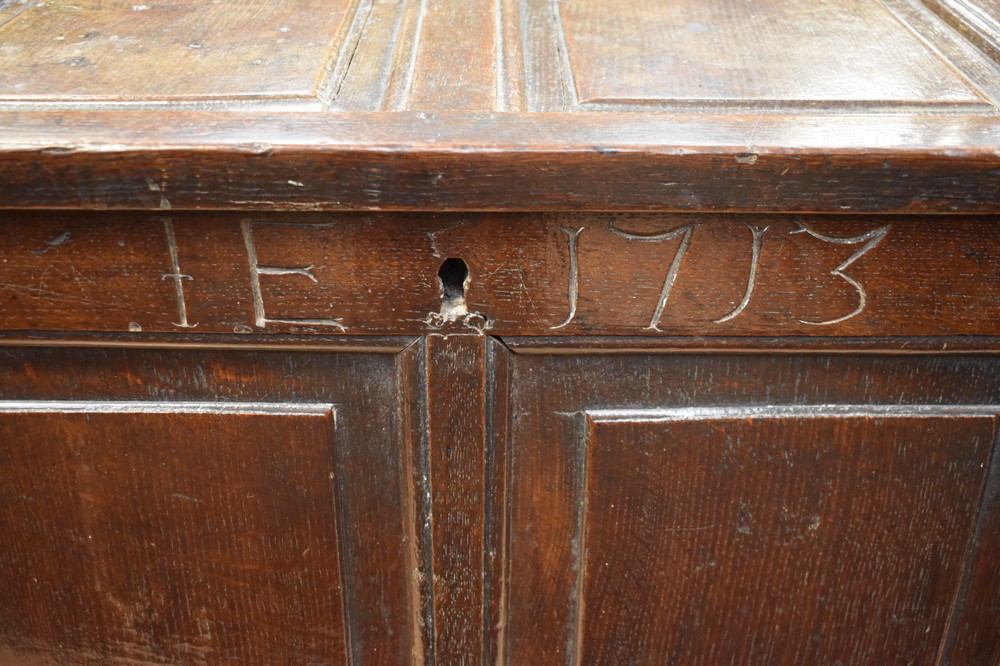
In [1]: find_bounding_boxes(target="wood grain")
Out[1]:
[395,0,503,111]
[922,0,1000,62]
[0,405,349,665]
[576,410,992,664]
[1,213,999,338]
[556,0,986,107]
[483,336,512,666]
[3,0,993,114]
[0,0,998,660]
[0,0,359,108]
[0,0,994,211]
[502,351,1000,663]
[424,334,488,663]
[943,422,1000,664]
[0,111,997,213]
[0,345,425,665]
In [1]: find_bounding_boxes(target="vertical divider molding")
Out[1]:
[419,334,511,664]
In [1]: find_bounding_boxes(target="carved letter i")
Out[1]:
[162,219,197,328]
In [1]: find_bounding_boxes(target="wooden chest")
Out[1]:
[0,0,998,663]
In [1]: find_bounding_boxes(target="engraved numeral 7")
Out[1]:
[607,221,696,332]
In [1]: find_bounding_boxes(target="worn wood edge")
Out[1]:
[501,336,1000,353]
[585,404,1000,421]
[2,111,997,152]
[2,334,1000,353]
[0,97,328,112]
[881,0,1000,106]
[0,112,997,212]
[0,400,336,415]
[0,331,417,352]
[920,0,1000,62]
[938,420,1000,664]
[0,153,995,213]
[483,337,512,666]
[397,337,433,666]
[324,407,357,666]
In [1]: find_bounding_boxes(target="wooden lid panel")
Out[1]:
[557,0,986,107]
[0,0,357,106]
[0,0,996,210]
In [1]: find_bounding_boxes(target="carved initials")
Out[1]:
[551,226,584,330]
[162,219,196,328]
[240,220,346,331]
[142,218,893,334]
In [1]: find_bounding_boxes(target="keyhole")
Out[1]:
[438,257,469,317]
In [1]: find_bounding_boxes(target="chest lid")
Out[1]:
[0,0,997,212]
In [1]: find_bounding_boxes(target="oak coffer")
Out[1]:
[0,0,999,664]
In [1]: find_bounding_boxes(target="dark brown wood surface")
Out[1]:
[0,111,997,213]
[424,335,488,663]
[1,212,999,338]
[501,349,1000,664]
[0,344,427,665]
[0,407,349,665]
[1,0,999,662]
[946,426,1000,665]
[579,413,990,664]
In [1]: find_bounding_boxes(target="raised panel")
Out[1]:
[0,404,347,664]
[502,352,1000,664]
[576,408,994,664]
[0,345,424,665]
[0,0,359,107]
[551,0,991,109]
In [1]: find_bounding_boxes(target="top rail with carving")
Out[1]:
[1,211,998,339]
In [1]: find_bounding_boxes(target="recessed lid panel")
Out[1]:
[0,0,356,104]
[557,0,986,106]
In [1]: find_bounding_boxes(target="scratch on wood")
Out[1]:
[257,265,319,282]
[427,222,464,258]
[146,177,170,209]
[662,523,721,533]
[30,231,71,256]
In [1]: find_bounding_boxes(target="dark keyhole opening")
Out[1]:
[438,258,468,303]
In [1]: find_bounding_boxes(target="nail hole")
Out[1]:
[437,257,469,318]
